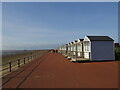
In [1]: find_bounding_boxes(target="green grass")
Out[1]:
[115,47,120,60]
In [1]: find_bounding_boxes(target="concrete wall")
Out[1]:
[91,41,115,61]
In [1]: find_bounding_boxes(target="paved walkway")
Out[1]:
[2,52,119,88]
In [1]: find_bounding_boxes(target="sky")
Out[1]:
[0,1,2,50]
[1,0,119,2]
[2,2,118,50]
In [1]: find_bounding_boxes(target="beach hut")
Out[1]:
[67,43,71,58]
[65,44,68,55]
[71,42,74,58]
[76,39,84,58]
[67,42,72,59]
[83,36,115,61]
[61,45,65,55]
[73,41,77,56]
[63,44,67,55]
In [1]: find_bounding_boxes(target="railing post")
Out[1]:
[24,58,26,64]
[18,58,20,67]
[31,56,32,60]
[28,57,29,62]
[9,61,12,72]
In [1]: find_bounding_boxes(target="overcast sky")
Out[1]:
[2,2,118,50]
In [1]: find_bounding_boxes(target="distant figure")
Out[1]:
[51,49,58,53]
[53,50,55,53]
[56,50,58,53]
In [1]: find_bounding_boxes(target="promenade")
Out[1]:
[2,52,118,88]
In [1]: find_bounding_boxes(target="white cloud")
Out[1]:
[3,20,118,50]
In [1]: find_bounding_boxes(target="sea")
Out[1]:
[2,50,36,56]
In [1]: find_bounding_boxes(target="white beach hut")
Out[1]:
[77,39,84,58]
[73,41,77,56]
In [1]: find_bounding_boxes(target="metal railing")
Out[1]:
[1,50,50,77]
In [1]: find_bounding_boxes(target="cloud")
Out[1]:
[2,2,118,50]
[2,21,77,50]
[3,19,118,50]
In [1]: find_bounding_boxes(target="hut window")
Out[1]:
[84,43,89,51]
[77,44,81,51]
[74,45,76,51]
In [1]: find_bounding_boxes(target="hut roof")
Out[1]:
[87,36,114,41]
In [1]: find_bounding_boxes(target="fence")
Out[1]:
[1,50,50,77]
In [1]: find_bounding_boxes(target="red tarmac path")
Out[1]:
[2,52,119,88]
